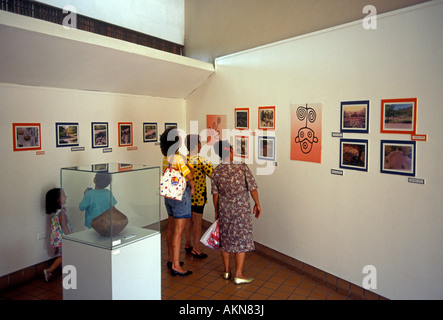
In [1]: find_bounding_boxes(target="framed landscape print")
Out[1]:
[143,122,157,142]
[339,139,368,172]
[234,135,250,159]
[12,123,41,151]
[56,122,79,147]
[118,122,133,147]
[91,122,108,148]
[340,101,369,133]
[258,106,276,130]
[380,140,416,176]
[381,98,417,134]
[235,108,249,130]
[258,136,275,161]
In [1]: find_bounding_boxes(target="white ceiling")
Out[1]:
[0,11,214,99]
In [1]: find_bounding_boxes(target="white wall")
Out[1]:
[36,0,185,45]
[0,83,185,276]
[186,2,443,299]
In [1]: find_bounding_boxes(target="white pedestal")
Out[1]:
[62,228,161,300]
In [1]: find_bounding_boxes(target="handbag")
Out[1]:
[160,156,186,201]
[200,220,220,250]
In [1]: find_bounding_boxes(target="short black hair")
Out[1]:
[160,127,180,157]
[213,140,232,160]
[185,134,200,152]
[45,188,61,214]
[95,173,112,189]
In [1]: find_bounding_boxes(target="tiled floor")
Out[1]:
[0,230,352,300]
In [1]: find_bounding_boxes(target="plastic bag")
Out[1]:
[200,220,220,250]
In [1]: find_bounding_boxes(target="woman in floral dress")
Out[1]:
[211,140,261,284]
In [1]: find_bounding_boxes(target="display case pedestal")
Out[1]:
[62,229,161,300]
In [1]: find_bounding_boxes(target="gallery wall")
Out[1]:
[0,83,184,277]
[186,2,443,299]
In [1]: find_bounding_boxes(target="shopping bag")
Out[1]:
[200,220,220,250]
[160,166,186,201]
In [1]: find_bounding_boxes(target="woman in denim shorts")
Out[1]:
[160,127,195,276]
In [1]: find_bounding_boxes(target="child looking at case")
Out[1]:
[79,172,117,229]
[44,188,72,282]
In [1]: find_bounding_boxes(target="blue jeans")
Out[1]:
[164,183,191,219]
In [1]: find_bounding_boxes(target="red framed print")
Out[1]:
[234,135,250,159]
[12,123,41,151]
[235,108,249,130]
[381,98,417,134]
[118,122,133,147]
[258,106,276,130]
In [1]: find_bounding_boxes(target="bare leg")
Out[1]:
[49,256,62,273]
[192,213,203,253]
[235,252,246,278]
[167,216,174,262]
[221,250,230,273]
[172,218,188,272]
[185,216,193,249]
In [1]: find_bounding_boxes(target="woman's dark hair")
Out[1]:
[213,140,232,160]
[95,173,112,189]
[185,134,200,152]
[45,188,61,214]
[160,127,180,157]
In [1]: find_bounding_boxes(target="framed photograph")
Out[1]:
[143,122,157,142]
[165,123,177,131]
[381,98,417,134]
[339,139,368,172]
[118,122,133,147]
[234,135,250,159]
[381,140,416,176]
[258,106,276,130]
[55,122,79,147]
[340,101,369,133]
[206,115,227,146]
[12,123,41,151]
[235,108,249,130]
[258,136,275,161]
[91,122,108,148]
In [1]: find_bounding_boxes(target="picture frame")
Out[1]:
[340,100,369,133]
[55,122,79,147]
[235,108,249,130]
[12,123,41,151]
[257,136,275,161]
[258,106,276,130]
[380,140,416,176]
[234,135,250,159]
[143,122,158,142]
[339,139,368,172]
[165,123,177,131]
[206,115,226,146]
[91,122,108,148]
[118,122,133,147]
[381,98,417,134]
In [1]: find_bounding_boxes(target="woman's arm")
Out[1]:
[213,193,219,220]
[250,189,261,219]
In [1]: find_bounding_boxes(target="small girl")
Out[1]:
[43,188,72,282]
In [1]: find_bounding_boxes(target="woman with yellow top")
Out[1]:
[184,134,214,259]
[160,127,195,276]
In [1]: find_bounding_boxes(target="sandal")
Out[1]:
[191,249,208,259]
[184,245,193,254]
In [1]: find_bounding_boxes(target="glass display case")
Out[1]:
[61,163,160,250]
